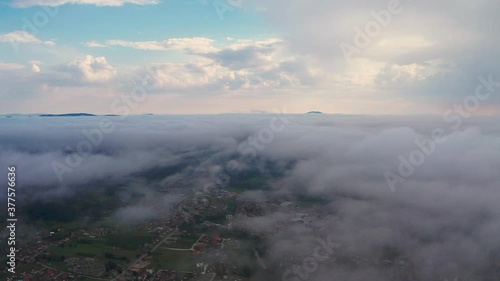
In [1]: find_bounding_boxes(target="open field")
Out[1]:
[104,231,156,251]
[166,233,200,249]
[41,231,156,272]
[151,249,198,272]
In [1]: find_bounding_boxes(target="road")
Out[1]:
[163,234,205,251]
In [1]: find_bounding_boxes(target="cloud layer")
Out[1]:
[1,114,499,279]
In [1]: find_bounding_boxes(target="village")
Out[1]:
[2,187,267,281]
[2,183,425,281]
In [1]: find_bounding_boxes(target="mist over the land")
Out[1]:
[1,114,500,280]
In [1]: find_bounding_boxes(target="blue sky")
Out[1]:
[0,1,271,64]
[0,0,499,114]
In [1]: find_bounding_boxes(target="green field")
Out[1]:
[168,234,200,249]
[151,249,197,271]
[41,216,139,234]
[39,259,69,271]
[48,238,134,261]
[42,231,156,271]
[104,231,156,251]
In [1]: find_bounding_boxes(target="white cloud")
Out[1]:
[31,63,41,73]
[375,59,454,89]
[84,41,108,48]
[90,37,218,54]
[0,31,41,44]
[10,0,159,8]
[138,61,295,91]
[65,55,117,83]
[131,38,318,93]
[43,40,56,47]
[203,38,285,70]
[82,37,319,93]
[0,31,56,48]
[251,0,500,103]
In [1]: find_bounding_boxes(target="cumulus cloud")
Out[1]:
[10,0,159,7]
[134,59,311,93]
[127,38,318,93]
[31,63,41,73]
[202,38,284,70]
[64,55,117,83]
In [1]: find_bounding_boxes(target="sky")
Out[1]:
[0,0,499,114]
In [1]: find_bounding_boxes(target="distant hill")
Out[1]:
[306,111,323,114]
[39,113,97,117]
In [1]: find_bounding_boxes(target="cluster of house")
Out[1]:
[66,257,106,277]
[235,201,265,218]
[152,270,177,281]
[192,234,223,256]
[5,266,75,281]
[81,227,113,238]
